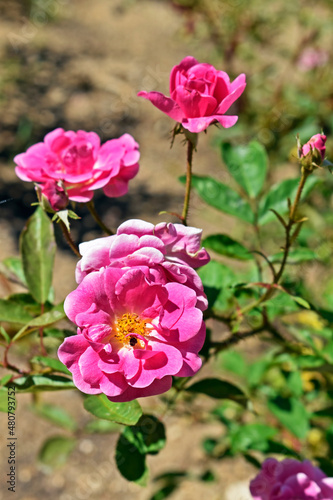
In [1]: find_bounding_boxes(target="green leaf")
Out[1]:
[13,374,75,392]
[84,419,121,434]
[12,302,65,341]
[31,356,71,375]
[268,396,310,439]
[198,260,236,310]
[219,350,247,377]
[264,440,301,458]
[32,404,77,431]
[186,378,247,404]
[230,424,277,453]
[20,206,56,303]
[122,415,166,455]
[84,394,142,426]
[181,175,254,223]
[0,327,10,344]
[150,484,178,500]
[313,406,333,418]
[269,247,318,264]
[0,374,13,386]
[258,176,319,225]
[1,257,27,286]
[0,298,34,324]
[38,436,76,468]
[202,234,253,260]
[221,141,268,198]
[115,432,148,484]
[0,387,16,412]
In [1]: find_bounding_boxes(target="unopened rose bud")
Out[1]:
[300,134,326,169]
[41,181,69,211]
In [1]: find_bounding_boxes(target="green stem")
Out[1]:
[236,168,310,318]
[181,139,194,226]
[59,221,81,258]
[87,201,114,235]
[39,303,47,356]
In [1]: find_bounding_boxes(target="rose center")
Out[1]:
[114,313,147,346]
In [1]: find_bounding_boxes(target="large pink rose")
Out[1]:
[75,219,210,311]
[138,56,246,133]
[58,266,205,402]
[249,458,333,500]
[14,128,140,205]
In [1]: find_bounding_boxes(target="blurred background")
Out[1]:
[0,1,332,499]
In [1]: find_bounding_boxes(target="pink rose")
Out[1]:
[41,181,69,211]
[138,56,246,133]
[301,134,326,162]
[75,219,210,311]
[58,266,206,402]
[14,128,140,205]
[249,458,333,500]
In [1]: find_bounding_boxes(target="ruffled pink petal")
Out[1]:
[129,341,183,388]
[230,73,246,93]
[175,351,202,377]
[79,346,103,385]
[76,235,114,282]
[171,86,217,118]
[106,376,172,402]
[117,219,155,237]
[99,371,128,397]
[170,56,199,92]
[115,268,165,315]
[137,91,184,121]
[102,179,129,197]
[182,114,238,133]
[64,270,112,325]
[109,234,140,260]
[160,283,202,341]
[216,81,246,115]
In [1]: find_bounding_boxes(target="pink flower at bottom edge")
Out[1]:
[249,458,333,500]
[58,266,205,402]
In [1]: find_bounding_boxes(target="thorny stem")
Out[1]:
[236,168,311,318]
[87,201,114,235]
[2,342,29,375]
[181,139,194,226]
[59,220,81,258]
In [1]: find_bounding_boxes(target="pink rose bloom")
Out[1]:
[75,219,210,311]
[138,56,246,133]
[301,134,326,161]
[249,458,333,500]
[41,181,69,211]
[58,266,206,402]
[14,128,140,204]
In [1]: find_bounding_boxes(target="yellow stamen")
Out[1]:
[114,313,148,346]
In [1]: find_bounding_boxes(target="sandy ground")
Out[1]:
[0,1,255,499]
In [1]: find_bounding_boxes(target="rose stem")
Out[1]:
[59,220,81,258]
[182,138,194,226]
[87,201,114,235]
